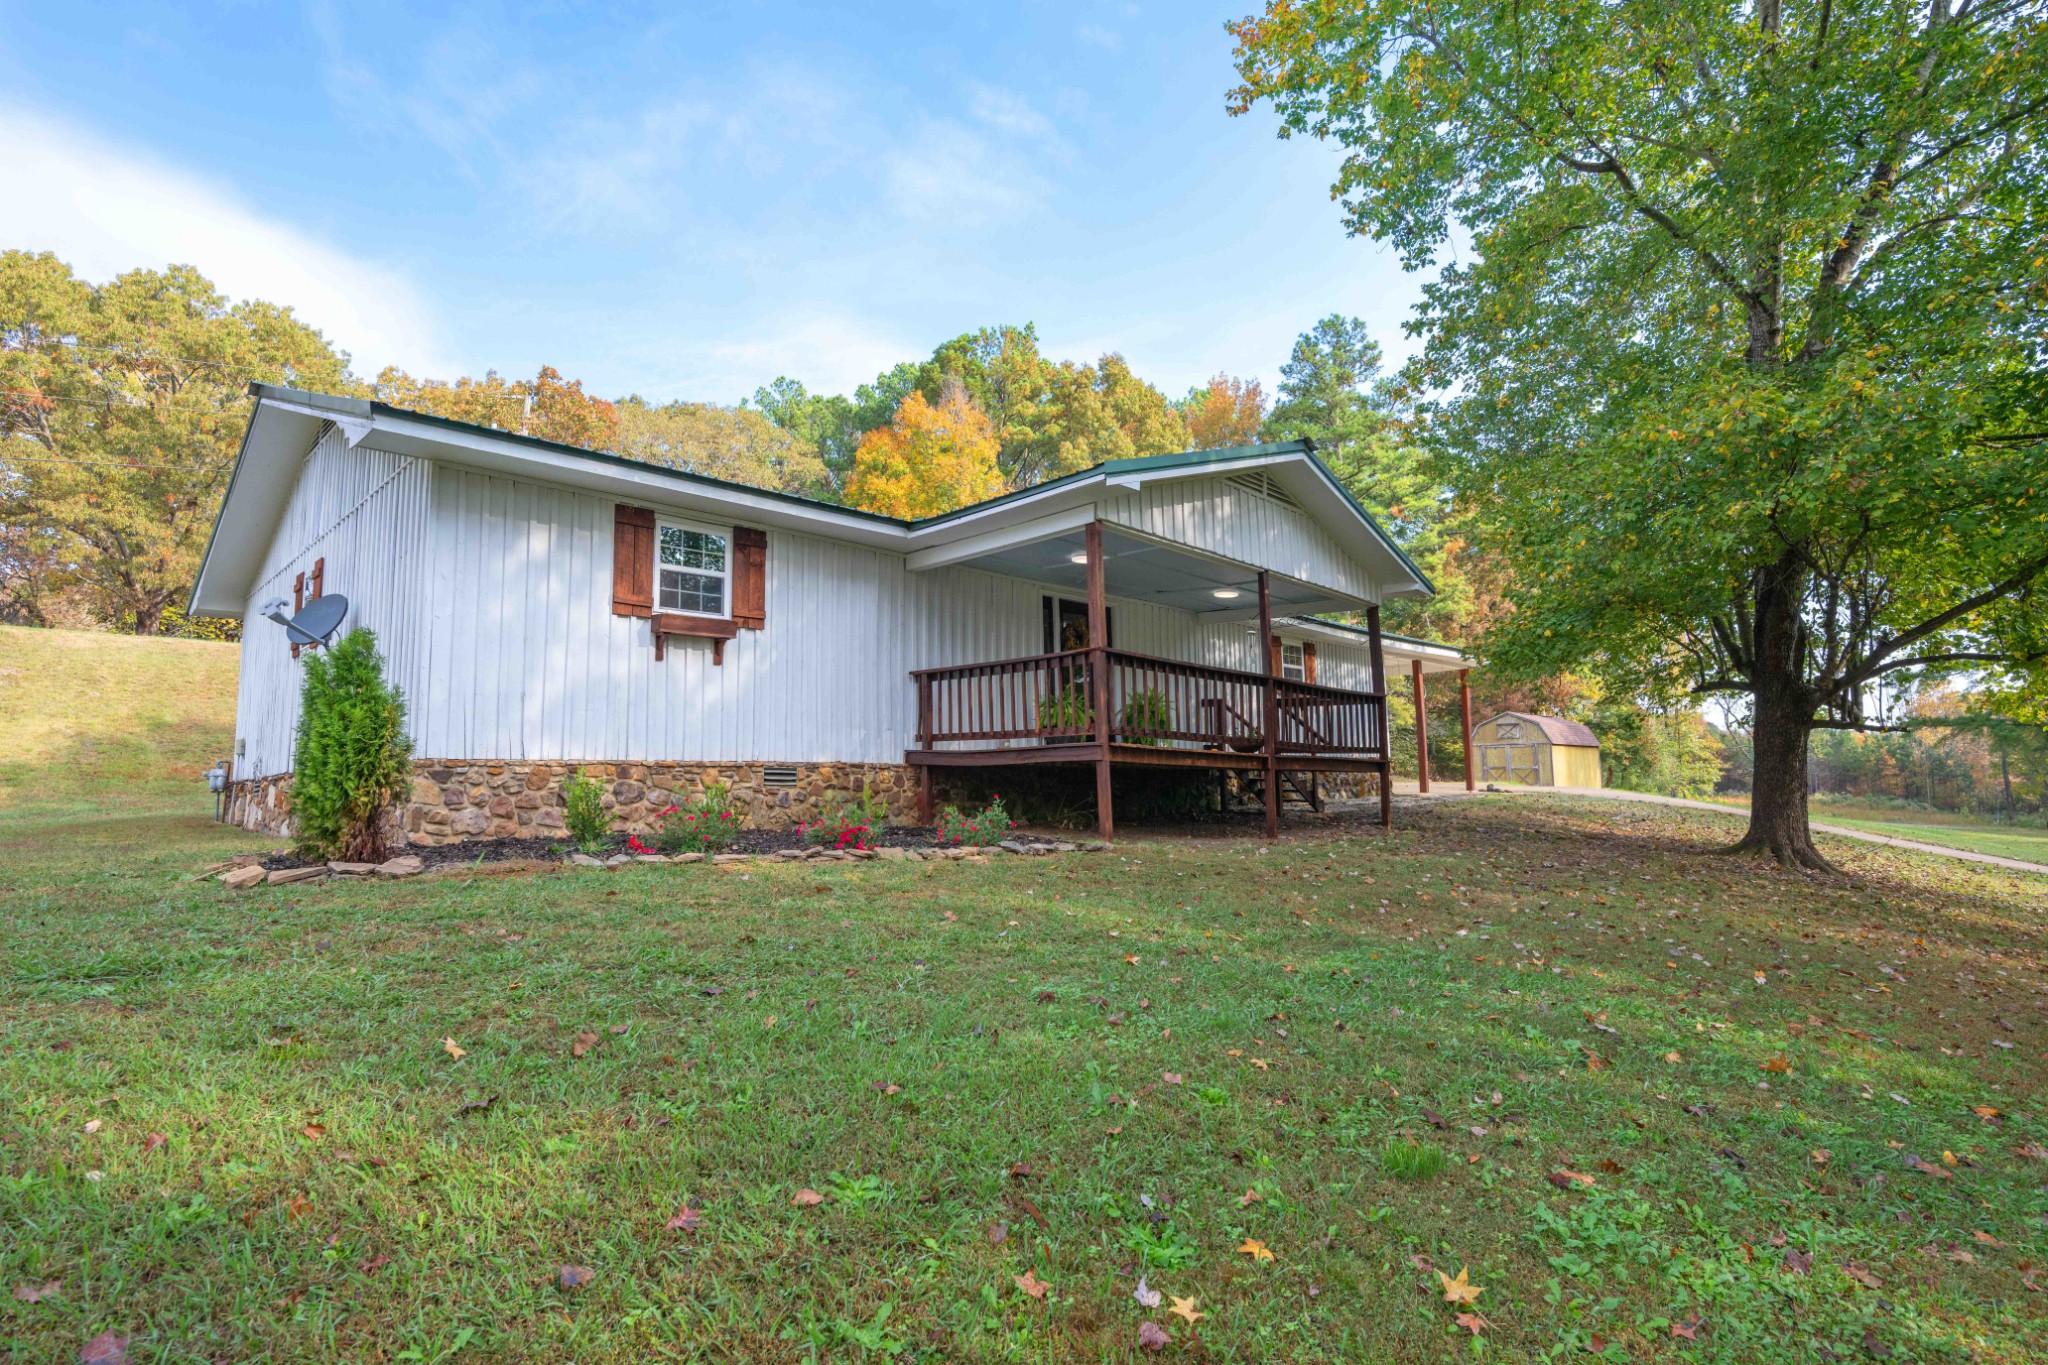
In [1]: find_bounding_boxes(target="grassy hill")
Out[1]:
[0,624,239,818]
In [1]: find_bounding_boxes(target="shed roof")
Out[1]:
[1486,712,1600,749]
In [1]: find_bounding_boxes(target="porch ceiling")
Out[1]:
[954,525,1362,618]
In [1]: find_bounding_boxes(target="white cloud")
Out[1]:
[884,119,1044,225]
[965,82,1054,140]
[0,106,451,378]
[1078,24,1122,50]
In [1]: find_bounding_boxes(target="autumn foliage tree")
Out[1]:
[614,397,827,495]
[843,385,1006,519]
[0,252,353,633]
[374,364,620,451]
[1180,373,1268,450]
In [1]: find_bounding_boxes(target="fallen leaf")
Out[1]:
[2015,1142,2048,1161]
[1663,1051,1683,1064]
[1134,1277,1161,1309]
[1238,1237,1275,1262]
[791,1188,825,1207]
[357,1253,392,1276]
[1585,1051,1609,1072]
[285,1193,311,1221]
[77,1331,130,1365]
[442,1037,466,1060]
[1161,1072,1182,1086]
[1972,1105,2002,1121]
[1905,1154,1953,1179]
[1810,1148,1831,1166]
[455,1096,497,1118]
[82,1119,102,1135]
[986,1221,1008,1245]
[1972,1230,2003,1246]
[1437,1266,1484,1305]
[1013,1194,1048,1229]
[1014,1269,1049,1300]
[1547,1169,1596,1189]
[571,1031,599,1058]
[1137,1320,1170,1352]
[1169,1294,1203,1324]
[1863,1329,1893,1359]
[1842,1262,1883,1288]
[665,1205,703,1232]
[1672,1316,1701,1341]
[14,1279,60,1303]
[141,1132,166,1153]
[558,1264,595,1290]
[1455,1312,1490,1336]
[1761,1054,1791,1074]
[1238,1187,1262,1207]
[299,1123,326,1141]
[1783,1248,1812,1275]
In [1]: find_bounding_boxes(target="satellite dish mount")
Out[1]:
[266,594,350,651]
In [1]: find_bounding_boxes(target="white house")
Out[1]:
[190,383,1477,841]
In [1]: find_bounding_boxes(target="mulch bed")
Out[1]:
[260,826,947,872]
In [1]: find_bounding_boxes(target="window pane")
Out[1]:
[658,526,728,570]
[659,569,725,614]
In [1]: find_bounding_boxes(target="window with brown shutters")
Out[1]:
[612,505,655,617]
[731,526,766,630]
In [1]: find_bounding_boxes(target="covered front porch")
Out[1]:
[904,520,1475,839]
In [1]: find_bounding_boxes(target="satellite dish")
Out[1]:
[266,594,349,649]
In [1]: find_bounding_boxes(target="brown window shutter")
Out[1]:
[1303,642,1317,684]
[291,571,305,658]
[731,526,767,630]
[310,557,324,601]
[612,505,655,618]
[1269,633,1282,675]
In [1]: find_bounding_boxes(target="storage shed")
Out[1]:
[1471,713,1602,788]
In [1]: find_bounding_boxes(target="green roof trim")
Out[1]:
[239,383,1434,594]
[1296,613,1471,658]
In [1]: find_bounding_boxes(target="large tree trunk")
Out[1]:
[1729,552,1834,870]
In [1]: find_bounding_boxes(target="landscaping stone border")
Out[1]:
[211,838,1108,888]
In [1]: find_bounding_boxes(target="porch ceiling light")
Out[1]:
[1211,588,1242,599]
[1068,551,1090,564]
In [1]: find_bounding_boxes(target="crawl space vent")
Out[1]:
[762,766,800,788]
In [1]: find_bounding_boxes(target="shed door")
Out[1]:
[1477,742,1543,785]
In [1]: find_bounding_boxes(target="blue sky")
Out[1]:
[0,2,1435,405]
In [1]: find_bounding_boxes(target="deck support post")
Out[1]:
[1459,668,1475,792]
[1259,570,1278,840]
[1367,604,1390,828]
[1085,521,1114,841]
[1412,658,1431,794]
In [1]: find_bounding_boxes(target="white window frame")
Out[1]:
[653,518,731,619]
[1280,641,1306,682]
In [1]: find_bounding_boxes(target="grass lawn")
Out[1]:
[1812,817,2048,867]
[0,625,239,820]
[4,798,2047,1363]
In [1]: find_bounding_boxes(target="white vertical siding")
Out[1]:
[232,425,434,778]
[1097,474,1379,601]
[234,449,1404,772]
[402,460,1392,765]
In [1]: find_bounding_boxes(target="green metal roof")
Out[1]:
[241,383,1434,593]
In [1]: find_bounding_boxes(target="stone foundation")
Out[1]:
[399,759,918,847]
[226,773,295,837]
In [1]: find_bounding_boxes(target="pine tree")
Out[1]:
[292,628,412,862]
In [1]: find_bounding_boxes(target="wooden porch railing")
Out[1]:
[913,647,1387,759]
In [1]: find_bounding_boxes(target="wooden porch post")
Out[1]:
[1367,604,1390,829]
[1085,521,1114,841]
[1259,570,1278,840]
[1412,658,1431,794]
[1459,668,1475,792]
[915,673,934,824]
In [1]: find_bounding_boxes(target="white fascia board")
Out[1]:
[1273,616,1475,671]
[187,402,326,616]
[903,504,1099,571]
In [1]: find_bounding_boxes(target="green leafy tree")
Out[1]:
[1232,0,2048,867]
[1594,705,1727,799]
[1267,315,1466,636]
[292,628,412,863]
[750,364,922,497]
[0,253,354,633]
[614,397,828,495]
